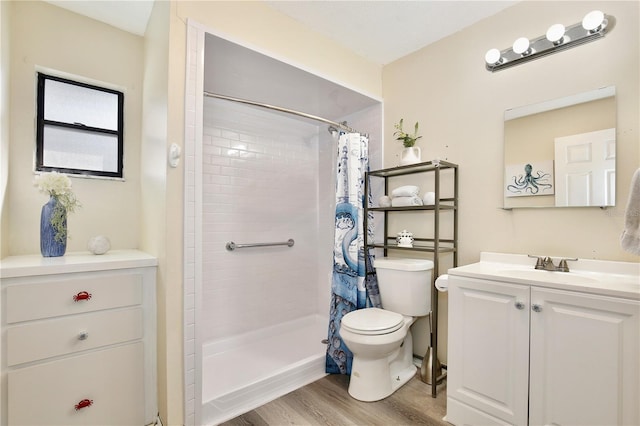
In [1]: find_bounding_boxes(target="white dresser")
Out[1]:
[0,250,157,426]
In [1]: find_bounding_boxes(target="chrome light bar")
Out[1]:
[485,10,615,72]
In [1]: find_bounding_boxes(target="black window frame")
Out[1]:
[35,72,125,178]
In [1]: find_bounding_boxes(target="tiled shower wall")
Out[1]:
[201,97,330,342]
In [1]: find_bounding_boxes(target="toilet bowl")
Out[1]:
[340,258,433,402]
[340,308,417,401]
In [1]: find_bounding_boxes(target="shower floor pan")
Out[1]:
[201,314,328,425]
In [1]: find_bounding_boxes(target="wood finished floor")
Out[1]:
[220,372,448,426]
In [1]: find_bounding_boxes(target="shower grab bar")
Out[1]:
[225,239,295,251]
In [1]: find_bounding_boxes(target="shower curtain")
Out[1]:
[326,132,380,375]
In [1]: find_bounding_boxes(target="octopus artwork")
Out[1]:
[506,163,554,195]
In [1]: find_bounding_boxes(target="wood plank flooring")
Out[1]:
[221,372,448,425]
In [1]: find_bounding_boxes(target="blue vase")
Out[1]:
[40,196,67,257]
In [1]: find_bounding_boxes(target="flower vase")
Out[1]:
[40,196,67,257]
[399,146,421,166]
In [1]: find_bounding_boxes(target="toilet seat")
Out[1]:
[341,308,405,335]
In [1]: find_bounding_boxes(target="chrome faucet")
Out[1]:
[528,255,578,272]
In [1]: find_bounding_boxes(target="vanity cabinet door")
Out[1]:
[447,277,530,426]
[529,287,640,426]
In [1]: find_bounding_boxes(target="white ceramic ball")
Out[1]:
[88,236,111,255]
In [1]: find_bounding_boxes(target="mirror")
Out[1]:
[503,86,616,209]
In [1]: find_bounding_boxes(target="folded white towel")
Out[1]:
[391,196,423,207]
[391,185,420,198]
[621,168,640,255]
[378,195,392,207]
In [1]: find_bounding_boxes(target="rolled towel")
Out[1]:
[435,274,449,292]
[423,191,436,205]
[391,185,420,197]
[391,196,423,207]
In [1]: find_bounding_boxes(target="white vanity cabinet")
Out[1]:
[446,254,640,426]
[1,250,157,426]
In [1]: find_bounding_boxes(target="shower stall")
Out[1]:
[184,24,382,426]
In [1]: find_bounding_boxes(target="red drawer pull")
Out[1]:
[74,399,93,411]
[73,291,92,302]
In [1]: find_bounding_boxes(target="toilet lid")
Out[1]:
[341,308,404,335]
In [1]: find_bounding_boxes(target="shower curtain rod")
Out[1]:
[203,91,359,134]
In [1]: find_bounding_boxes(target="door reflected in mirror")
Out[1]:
[504,86,616,209]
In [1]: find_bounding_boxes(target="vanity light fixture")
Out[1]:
[485,10,614,72]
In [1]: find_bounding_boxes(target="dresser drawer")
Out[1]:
[5,272,142,323]
[8,342,144,426]
[6,307,143,366]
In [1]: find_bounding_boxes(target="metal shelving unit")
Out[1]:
[364,160,458,398]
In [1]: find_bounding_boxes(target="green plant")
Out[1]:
[35,172,80,242]
[393,119,422,148]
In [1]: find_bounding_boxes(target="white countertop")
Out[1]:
[0,250,158,278]
[448,252,640,300]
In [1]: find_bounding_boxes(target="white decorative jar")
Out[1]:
[399,147,421,166]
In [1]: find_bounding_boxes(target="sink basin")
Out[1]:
[496,268,599,285]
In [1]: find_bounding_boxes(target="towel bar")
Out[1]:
[226,239,295,251]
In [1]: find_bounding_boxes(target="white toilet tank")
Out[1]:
[374,257,434,316]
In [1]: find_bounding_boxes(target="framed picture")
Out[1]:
[505,161,554,197]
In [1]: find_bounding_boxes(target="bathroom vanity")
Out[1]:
[446,252,639,426]
[0,250,157,426]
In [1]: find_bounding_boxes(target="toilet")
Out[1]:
[339,257,433,402]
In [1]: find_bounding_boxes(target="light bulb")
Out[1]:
[582,10,605,32]
[513,37,531,55]
[485,48,502,65]
[546,24,566,44]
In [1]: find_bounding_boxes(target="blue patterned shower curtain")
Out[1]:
[326,132,380,375]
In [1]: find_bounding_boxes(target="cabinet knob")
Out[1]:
[532,303,543,313]
[73,291,92,302]
[74,398,93,411]
[78,331,89,341]
[514,301,526,310]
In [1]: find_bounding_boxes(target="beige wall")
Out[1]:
[383,1,639,362]
[0,1,10,258]
[383,1,639,264]
[141,1,171,423]
[6,1,144,256]
[174,1,383,99]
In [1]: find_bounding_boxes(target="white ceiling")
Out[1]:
[266,1,517,65]
[45,0,155,36]
[45,0,517,65]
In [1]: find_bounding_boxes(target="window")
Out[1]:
[36,73,124,178]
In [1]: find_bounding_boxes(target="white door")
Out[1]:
[529,287,640,426]
[447,277,530,425]
[554,128,615,206]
